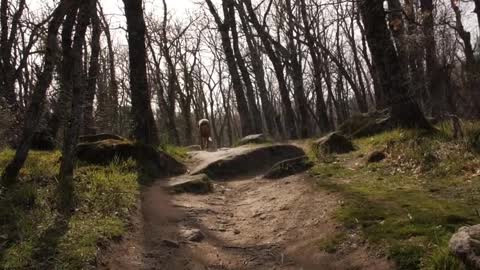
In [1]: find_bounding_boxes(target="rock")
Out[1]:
[163,239,180,248]
[186,145,202,151]
[234,229,240,235]
[192,144,306,179]
[76,139,186,177]
[165,174,213,194]
[79,133,126,143]
[236,134,269,146]
[314,132,355,155]
[449,224,480,269]
[263,156,313,179]
[337,110,391,138]
[366,151,386,163]
[181,229,205,242]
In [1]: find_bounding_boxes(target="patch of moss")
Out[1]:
[318,232,346,253]
[0,151,139,269]
[310,128,480,269]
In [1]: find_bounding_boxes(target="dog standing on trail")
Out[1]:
[198,119,212,150]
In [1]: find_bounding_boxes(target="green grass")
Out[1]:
[0,150,139,269]
[159,144,189,161]
[317,232,347,253]
[309,126,480,270]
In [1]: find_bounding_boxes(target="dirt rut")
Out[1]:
[100,145,392,270]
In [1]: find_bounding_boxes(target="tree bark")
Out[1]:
[123,0,159,145]
[229,5,262,134]
[240,0,298,139]
[205,0,253,137]
[359,0,430,128]
[59,0,94,209]
[236,2,277,137]
[2,0,77,185]
[83,5,101,135]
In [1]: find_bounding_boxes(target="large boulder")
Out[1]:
[449,224,480,269]
[337,110,391,138]
[236,134,269,146]
[315,132,355,155]
[263,156,313,179]
[192,144,305,179]
[164,174,213,194]
[79,133,126,143]
[76,139,186,177]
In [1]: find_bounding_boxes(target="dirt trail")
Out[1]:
[100,146,392,270]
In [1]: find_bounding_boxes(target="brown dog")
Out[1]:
[198,119,211,150]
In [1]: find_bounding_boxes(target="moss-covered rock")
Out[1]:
[314,132,355,155]
[449,224,480,269]
[338,110,391,138]
[236,134,269,146]
[76,139,186,177]
[263,156,313,179]
[164,174,213,194]
[78,134,126,143]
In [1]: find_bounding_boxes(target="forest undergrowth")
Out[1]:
[310,122,480,270]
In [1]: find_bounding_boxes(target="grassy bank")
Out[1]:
[0,150,139,269]
[310,125,480,270]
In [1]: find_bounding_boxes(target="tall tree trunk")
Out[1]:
[300,0,331,133]
[59,0,94,209]
[99,4,119,133]
[205,0,253,137]
[123,0,159,145]
[47,7,78,140]
[285,0,310,138]
[229,5,262,134]
[1,0,77,185]
[236,1,277,137]
[359,0,430,128]
[240,0,298,139]
[420,0,444,117]
[83,6,101,135]
[451,0,480,117]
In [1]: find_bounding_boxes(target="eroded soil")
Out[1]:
[100,146,392,270]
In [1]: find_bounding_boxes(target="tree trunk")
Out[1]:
[299,0,331,133]
[59,0,93,209]
[99,4,119,133]
[123,0,159,145]
[47,7,78,140]
[240,0,298,139]
[229,5,262,134]
[236,1,277,137]
[1,0,77,185]
[83,5,101,135]
[359,0,430,128]
[420,0,444,117]
[205,0,253,137]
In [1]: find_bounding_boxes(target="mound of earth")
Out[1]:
[164,174,213,194]
[337,110,391,138]
[315,132,355,155]
[191,144,305,179]
[76,139,186,177]
[236,134,269,146]
[264,156,313,179]
[449,224,480,269]
[79,133,126,143]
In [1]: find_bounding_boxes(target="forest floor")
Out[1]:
[100,145,392,270]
